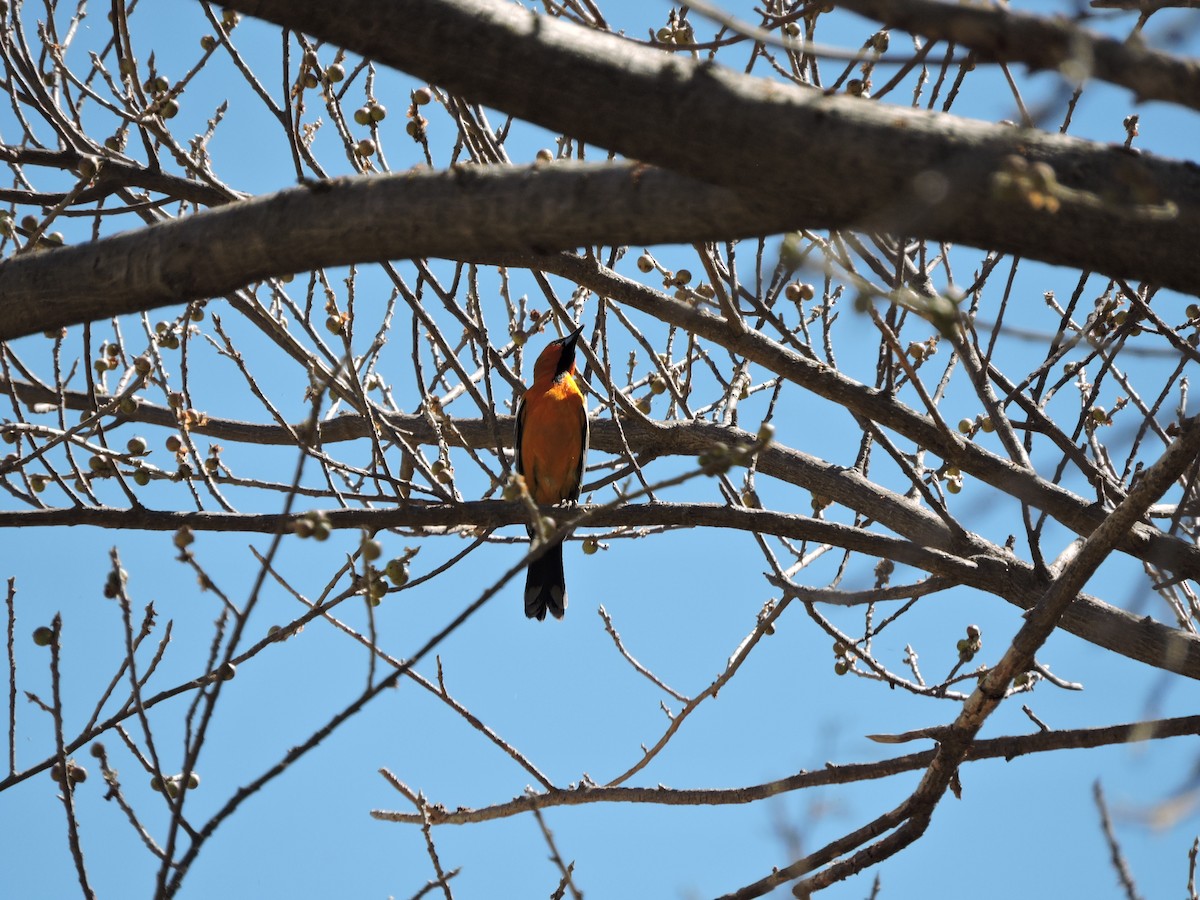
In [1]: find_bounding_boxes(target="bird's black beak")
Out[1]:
[554,325,585,377]
[562,324,584,353]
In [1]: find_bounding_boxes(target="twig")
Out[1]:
[374,714,1200,825]
[532,805,583,900]
[49,615,96,900]
[1094,780,1145,900]
[597,605,690,703]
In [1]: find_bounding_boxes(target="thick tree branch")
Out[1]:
[0,163,799,341]
[837,0,1200,111]
[216,0,1200,294]
[3,1,1195,341]
[0,501,1195,677]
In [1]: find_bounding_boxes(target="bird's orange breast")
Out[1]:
[520,375,585,505]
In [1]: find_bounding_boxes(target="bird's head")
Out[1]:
[533,324,584,383]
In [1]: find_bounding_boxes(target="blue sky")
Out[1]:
[2,1,1200,898]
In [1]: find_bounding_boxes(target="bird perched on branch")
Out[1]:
[514,325,589,621]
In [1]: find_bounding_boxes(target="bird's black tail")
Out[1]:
[525,541,567,621]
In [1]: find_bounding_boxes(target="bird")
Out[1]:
[514,325,589,621]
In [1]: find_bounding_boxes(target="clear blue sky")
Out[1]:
[3,2,1199,899]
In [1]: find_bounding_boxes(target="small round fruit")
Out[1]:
[76,155,100,181]
[413,87,433,105]
[636,254,654,273]
[361,539,382,561]
[367,579,387,604]
[582,537,598,556]
[326,63,345,82]
[133,469,151,486]
[385,558,409,586]
[32,626,53,646]
[165,435,182,453]
[127,436,148,455]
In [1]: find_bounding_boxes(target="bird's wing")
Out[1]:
[513,393,526,476]
[570,401,589,501]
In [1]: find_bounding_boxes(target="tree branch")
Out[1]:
[371,713,1200,824]
[836,0,1200,111]
[0,500,1195,677]
[0,163,800,341]
[216,0,1200,294]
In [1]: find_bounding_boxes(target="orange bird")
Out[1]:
[515,325,589,620]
